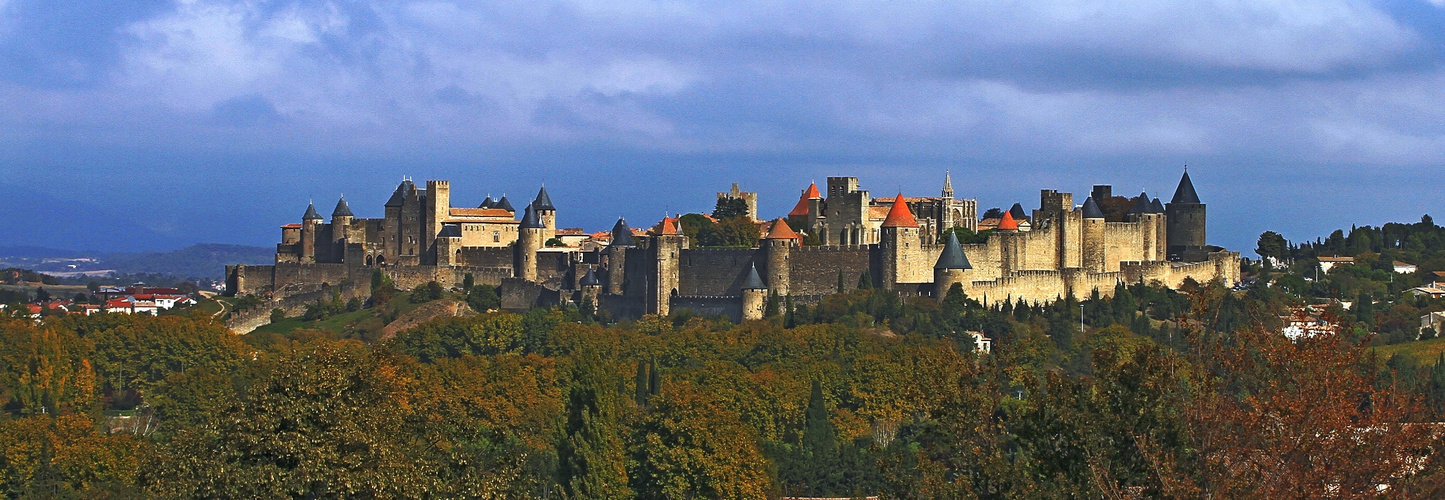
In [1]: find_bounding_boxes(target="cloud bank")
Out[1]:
[0,0,1442,251]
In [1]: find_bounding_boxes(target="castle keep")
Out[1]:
[228,171,1238,323]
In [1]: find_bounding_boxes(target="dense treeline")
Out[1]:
[0,274,1443,497]
[1253,216,1445,345]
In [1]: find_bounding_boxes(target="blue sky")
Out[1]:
[1,0,1442,252]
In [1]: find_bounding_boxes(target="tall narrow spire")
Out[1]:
[942,170,954,199]
[1171,171,1201,204]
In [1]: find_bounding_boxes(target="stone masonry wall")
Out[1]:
[677,248,760,296]
[788,246,872,295]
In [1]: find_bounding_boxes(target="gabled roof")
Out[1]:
[656,216,682,235]
[438,224,462,238]
[302,202,322,220]
[1129,192,1152,214]
[935,232,972,270]
[1150,198,1165,214]
[520,204,544,229]
[533,186,555,211]
[789,183,821,217]
[880,193,919,228]
[579,269,601,287]
[997,211,1019,230]
[765,218,800,239]
[1171,171,1201,204]
[1081,196,1105,219]
[496,195,515,212]
[1008,203,1027,221]
[741,263,767,290]
[332,197,353,217]
[610,218,635,247]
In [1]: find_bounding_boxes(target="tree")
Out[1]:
[466,284,500,313]
[558,356,631,499]
[982,207,1004,219]
[712,197,750,220]
[462,273,475,291]
[857,271,873,290]
[1256,231,1289,267]
[269,308,285,323]
[34,287,50,302]
[629,384,772,499]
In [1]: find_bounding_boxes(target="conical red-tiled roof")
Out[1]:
[997,211,1019,230]
[788,183,822,217]
[880,193,918,228]
[765,218,801,240]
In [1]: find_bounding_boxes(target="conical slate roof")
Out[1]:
[533,186,555,211]
[880,194,919,228]
[1171,171,1201,204]
[520,203,544,229]
[1008,203,1027,221]
[496,195,515,212]
[1129,192,1152,214]
[1081,196,1105,219]
[479,196,494,208]
[332,197,353,217]
[741,263,767,290]
[935,232,972,270]
[302,202,322,220]
[1150,198,1165,214]
[610,218,635,247]
[579,268,601,287]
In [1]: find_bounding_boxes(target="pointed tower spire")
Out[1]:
[935,232,972,270]
[741,263,767,290]
[1129,192,1152,214]
[610,218,635,247]
[880,193,919,228]
[942,170,954,199]
[331,197,353,217]
[1171,171,1201,204]
[1081,196,1104,219]
[520,203,543,229]
[997,210,1019,231]
[302,202,322,221]
[533,185,555,211]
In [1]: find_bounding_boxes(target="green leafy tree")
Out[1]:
[711,197,750,220]
[1256,231,1289,266]
[557,356,632,499]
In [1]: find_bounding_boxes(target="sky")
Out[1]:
[1,0,1442,253]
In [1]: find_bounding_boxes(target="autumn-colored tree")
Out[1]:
[629,382,773,499]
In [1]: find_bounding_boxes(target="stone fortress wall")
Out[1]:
[228,171,1238,328]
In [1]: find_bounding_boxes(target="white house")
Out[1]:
[1318,256,1354,273]
[1395,261,1418,274]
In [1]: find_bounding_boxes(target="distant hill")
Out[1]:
[104,244,274,279]
[0,183,191,251]
[0,244,273,280]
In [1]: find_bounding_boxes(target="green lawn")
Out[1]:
[1371,337,1445,366]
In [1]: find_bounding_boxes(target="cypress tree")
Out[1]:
[857,271,872,290]
[634,361,649,408]
[837,270,846,294]
[559,357,632,499]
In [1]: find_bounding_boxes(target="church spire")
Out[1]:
[942,170,954,199]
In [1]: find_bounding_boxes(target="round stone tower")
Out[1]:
[515,203,544,281]
[301,202,322,263]
[331,196,354,263]
[740,263,767,321]
[879,193,921,290]
[1165,171,1206,260]
[933,231,971,302]
[606,218,634,296]
[763,218,797,297]
[533,185,557,242]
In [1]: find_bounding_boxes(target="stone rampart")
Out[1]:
[789,246,872,295]
[670,295,743,322]
[677,248,760,296]
[223,283,370,334]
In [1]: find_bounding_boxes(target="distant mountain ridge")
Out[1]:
[0,244,274,279]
